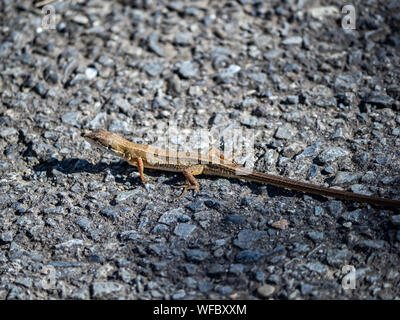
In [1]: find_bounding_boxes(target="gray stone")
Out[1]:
[34,82,47,97]
[183,277,197,288]
[317,147,349,164]
[257,284,275,297]
[331,127,345,140]
[241,197,260,206]
[248,72,267,83]
[322,166,335,175]
[300,283,315,295]
[159,208,185,225]
[178,61,198,79]
[120,230,142,241]
[264,49,283,59]
[307,231,324,242]
[391,215,400,228]
[173,33,192,46]
[253,270,265,282]
[184,250,209,263]
[367,94,394,107]
[342,209,362,224]
[85,67,97,80]
[285,95,299,104]
[54,239,84,249]
[282,36,303,45]
[198,281,212,293]
[326,249,350,267]
[353,152,369,166]
[314,206,323,216]
[6,286,27,300]
[359,240,386,250]
[334,73,361,92]
[174,223,196,239]
[97,55,114,67]
[333,172,361,185]
[327,200,344,217]
[72,14,89,25]
[172,289,186,300]
[0,127,18,138]
[143,62,164,77]
[70,288,90,300]
[275,124,297,140]
[0,231,14,243]
[304,262,326,274]
[226,214,246,224]
[350,184,373,196]
[207,264,225,276]
[229,264,244,276]
[75,218,92,232]
[241,97,258,109]
[391,127,400,136]
[308,6,339,19]
[241,117,258,127]
[14,277,32,288]
[267,274,280,285]
[235,250,262,263]
[216,285,233,295]
[186,201,204,212]
[315,97,336,108]
[148,33,165,57]
[215,65,241,83]
[49,261,83,268]
[113,98,131,113]
[151,224,169,234]
[296,142,322,159]
[307,165,318,179]
[100,207,119,220]
[61,112,80,125]
[115,190,141,203]
[92,282,125,298]
[233,229,266,249]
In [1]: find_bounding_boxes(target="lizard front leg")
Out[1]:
[127,157,150,183]
[173,165,204,199]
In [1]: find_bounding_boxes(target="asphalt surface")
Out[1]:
[0,0,400,300]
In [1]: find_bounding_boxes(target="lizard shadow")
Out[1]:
[32,157,183,187]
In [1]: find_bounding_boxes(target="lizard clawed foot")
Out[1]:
[141,177,152,184]
[172,184,199,200]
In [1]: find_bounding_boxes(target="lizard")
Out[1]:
[83,129,400,208]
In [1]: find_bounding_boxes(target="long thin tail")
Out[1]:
[237,169,400,208]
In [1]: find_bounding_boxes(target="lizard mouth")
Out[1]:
[82,129,94,138]
[82,130,106,149]
[82,129,122,155]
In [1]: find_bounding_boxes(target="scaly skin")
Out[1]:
[83,129,400,207]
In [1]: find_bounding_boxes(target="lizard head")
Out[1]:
[82,129,126,156]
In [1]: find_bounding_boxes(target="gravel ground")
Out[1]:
[1,0,400,300]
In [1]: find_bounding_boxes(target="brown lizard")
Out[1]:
[83,129,400,208]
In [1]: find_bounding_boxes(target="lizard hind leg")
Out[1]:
[173,165,203,200]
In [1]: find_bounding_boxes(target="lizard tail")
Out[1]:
[237,169,400,208]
